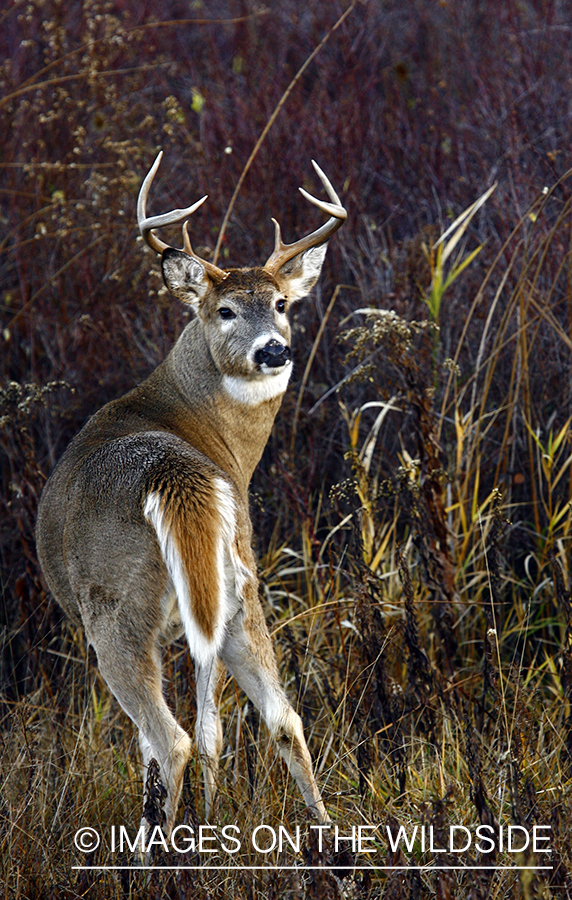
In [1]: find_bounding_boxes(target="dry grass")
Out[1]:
[2,0,572,897]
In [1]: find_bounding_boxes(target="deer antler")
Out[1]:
[137,151,227,281]
[264,160,347,277]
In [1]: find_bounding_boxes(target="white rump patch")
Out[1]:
[144,491,219,664]
[212,477,252,616]
[222,365,292,406]
[144,483,252,665]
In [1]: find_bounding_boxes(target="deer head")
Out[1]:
[137,153,346,395]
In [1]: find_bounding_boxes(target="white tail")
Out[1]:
[36,153,346,836]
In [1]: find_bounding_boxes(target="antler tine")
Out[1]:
[137,151,216,264]
[264,160,347,277]
[304,159,344,208]
[182,221,228,282]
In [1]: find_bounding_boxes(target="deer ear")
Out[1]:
[162,248,211,309]
[274,243,328,302]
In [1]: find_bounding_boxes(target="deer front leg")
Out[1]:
[221,603,330,825]
[272,702,331,825]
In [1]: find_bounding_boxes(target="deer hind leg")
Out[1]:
[195,657,225,819]
[144,473,238,819]
[90,627,191,836]
[221,601,330,824]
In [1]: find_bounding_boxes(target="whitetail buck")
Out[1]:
[36,152,346,836]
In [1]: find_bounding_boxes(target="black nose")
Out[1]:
[254,340,292,369]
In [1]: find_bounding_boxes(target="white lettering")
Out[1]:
[146,825,169,852]
[449,826,471,853]
[357,825,377,853]
[508,825,529,852]
[386,825,418,854]
[170,824,195,853]
[252,825,277,853]
[198,825,218,854]
[278,825,301,853]
[309,824,331,852]
[429,826,447,853]
[533,825,552,853]
[221,825,241,853]
[334,825,356,852]
[117,824,146,854]
[475,825,496,853]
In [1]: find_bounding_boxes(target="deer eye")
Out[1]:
[218,307,236,320]
[276,299,286,314]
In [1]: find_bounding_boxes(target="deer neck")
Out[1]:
[163,320,286,494]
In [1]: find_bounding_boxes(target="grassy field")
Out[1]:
[1,0,572,897]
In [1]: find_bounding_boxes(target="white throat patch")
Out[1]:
[222,365,292,406]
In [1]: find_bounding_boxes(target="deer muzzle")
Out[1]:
[254,340,292,370]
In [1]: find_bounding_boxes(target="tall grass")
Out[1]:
[2,0,572,897]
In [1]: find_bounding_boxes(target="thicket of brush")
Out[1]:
[2,0,572,897]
